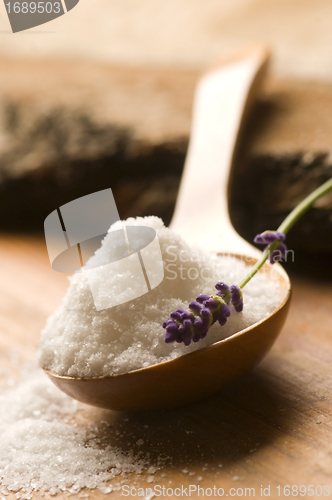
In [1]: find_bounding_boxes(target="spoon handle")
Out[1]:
[170,47,269,257]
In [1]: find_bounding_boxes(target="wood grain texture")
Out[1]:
[1,235,332,499]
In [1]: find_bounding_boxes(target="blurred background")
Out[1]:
[0,0,332,273]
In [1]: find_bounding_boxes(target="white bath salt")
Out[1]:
[0,371,146,496]
[38,216,283,378]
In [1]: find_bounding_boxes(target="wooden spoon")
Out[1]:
[45,47,291,411]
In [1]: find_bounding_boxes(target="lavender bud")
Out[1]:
[204,298,219,310]
[194,316,203,331]
[254,231,288,264]
[200,308,212,319]
[229,285,243,313]
[215,282,229,293]
[278,242,287,258]
[229,285,241,298]
[164,330,178,343]
[269,249,280,263]
[234,303,243,313]
[162,319,174,328]
[183,318,194,330]
[220,304,231,317]
[170,311,182,321]
[275,232,286,242]
[182,328,192,346]
[164,322,179,343]
[196,294,211,304]
[200,308,212,329]
[189,301,202,314]
[165,322,178,334]
[180,311,194,321]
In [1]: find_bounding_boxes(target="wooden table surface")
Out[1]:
[1,234,332,499]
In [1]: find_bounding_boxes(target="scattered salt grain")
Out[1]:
[38,216,283,378]
[98,486,113,494]
[0,371,147,495]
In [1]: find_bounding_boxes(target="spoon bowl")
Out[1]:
[46,254,291,411]
[45,47,292,411]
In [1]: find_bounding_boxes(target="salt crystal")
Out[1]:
[0,371,147,495]
[38,216,283,378]
[98,486,112,494]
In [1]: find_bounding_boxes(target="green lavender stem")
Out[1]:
[238,178,332,289]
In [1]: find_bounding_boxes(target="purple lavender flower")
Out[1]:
[163,282,241,346]
[215,282,231,302]
[229,285,243,312]
[254,230,287,263]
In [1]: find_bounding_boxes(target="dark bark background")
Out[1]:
[0,57,331,277]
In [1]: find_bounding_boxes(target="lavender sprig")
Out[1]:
[163,178,332,346]
[163,283,242,346]
[254,231,287,263]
